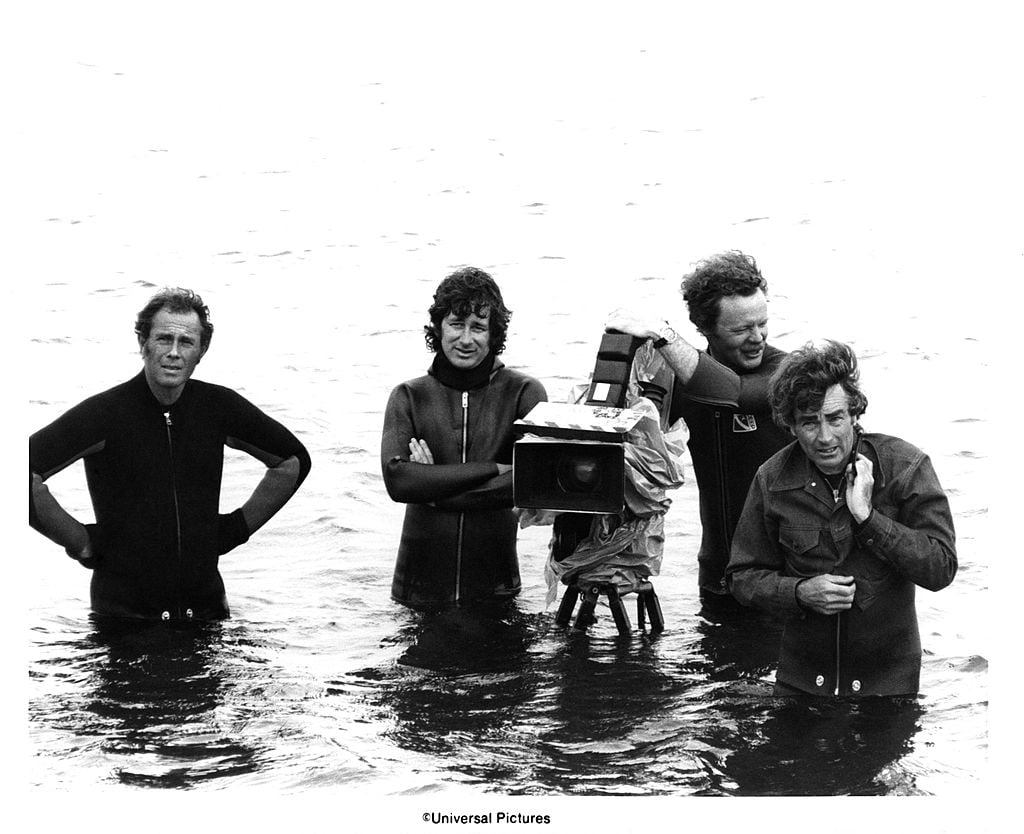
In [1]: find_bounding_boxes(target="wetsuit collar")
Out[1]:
[429,351,498,390]
[706,341,774,375]
[131,370,192,411]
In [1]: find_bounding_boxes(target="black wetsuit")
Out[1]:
[30,371,311,619]
[382,357,546,609]
[668,345,791,599]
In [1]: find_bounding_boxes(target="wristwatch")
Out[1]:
[652,322,678,349]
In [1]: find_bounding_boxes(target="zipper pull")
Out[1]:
[164,411,173,426]
[462,391,468,408]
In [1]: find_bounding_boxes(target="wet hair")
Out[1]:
[135,287,214,351]
[768,340,869,429]
[423,267,512,355]
[681,251,767,334]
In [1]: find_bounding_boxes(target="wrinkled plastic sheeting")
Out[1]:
[518,345,688,607]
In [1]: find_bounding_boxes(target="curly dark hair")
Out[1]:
[135,287,214,351]
[768,340,869,429]
[423,267,512,355]
[681,251,768,333]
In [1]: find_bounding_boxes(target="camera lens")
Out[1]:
[555,453,603,493]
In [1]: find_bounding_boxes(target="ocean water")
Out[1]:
[13,2,1010,828]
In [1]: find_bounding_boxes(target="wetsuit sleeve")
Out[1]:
[30,397,109,480]
[727,474,804,618]
[29,395,109,530]
[520,377,549,418]
[221,389,312,488]
[432,471,513,511]
[381,384,501,504]
[669,350,782,420]
[853,452,957,592]
[217,388,311,554]
[433,377,549,512]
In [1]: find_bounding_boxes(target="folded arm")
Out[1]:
[381,375,545,508]
[432,469,514,511]
[381,385,505,504]
[382,457,502,504]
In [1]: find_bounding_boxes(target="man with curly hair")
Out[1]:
[726,340,956,696]
[382,267,547,609]
[29,287,312,621]
[607,251,791,607]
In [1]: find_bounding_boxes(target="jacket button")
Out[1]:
[852,680,862,692]
[815,675,825,687]
[185,608,194,619]
[161,610,170,621]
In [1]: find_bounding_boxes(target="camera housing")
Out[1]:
[512,332,645,515]
[512,408,637,514]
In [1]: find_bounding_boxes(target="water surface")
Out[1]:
[17,4,997,816]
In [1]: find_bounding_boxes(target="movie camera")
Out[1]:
[512,331,669,559]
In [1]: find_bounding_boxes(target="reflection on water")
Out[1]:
[86,620,261,788]
[28,558,982,795]
[379,603,541,785]
[724,697,923,796]
[30,618,278,789]
[325,600,927,796]
[696,600,785,684]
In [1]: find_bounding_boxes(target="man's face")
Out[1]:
[792,383,859,474]
[703,290,768,372]
[140,307,205,400]
[440,308,492,370]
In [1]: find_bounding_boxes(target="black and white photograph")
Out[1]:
[10,1,1012,830]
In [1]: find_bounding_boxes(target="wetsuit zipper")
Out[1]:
[455,390,469,603]
[712,411,731,550]
[164,410,184,618]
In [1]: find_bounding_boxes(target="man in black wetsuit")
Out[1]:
[607,251,791,608]
[29,287,311,621]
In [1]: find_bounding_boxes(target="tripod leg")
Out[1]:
[555,586,578,626]
[643,588,665,633]
[608,588,631,635]
[574,586,600,631]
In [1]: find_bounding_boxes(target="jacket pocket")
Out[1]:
[778,524,833,576]
[845,549,895,610]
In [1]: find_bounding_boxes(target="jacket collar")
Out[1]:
[768,433,886,492]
